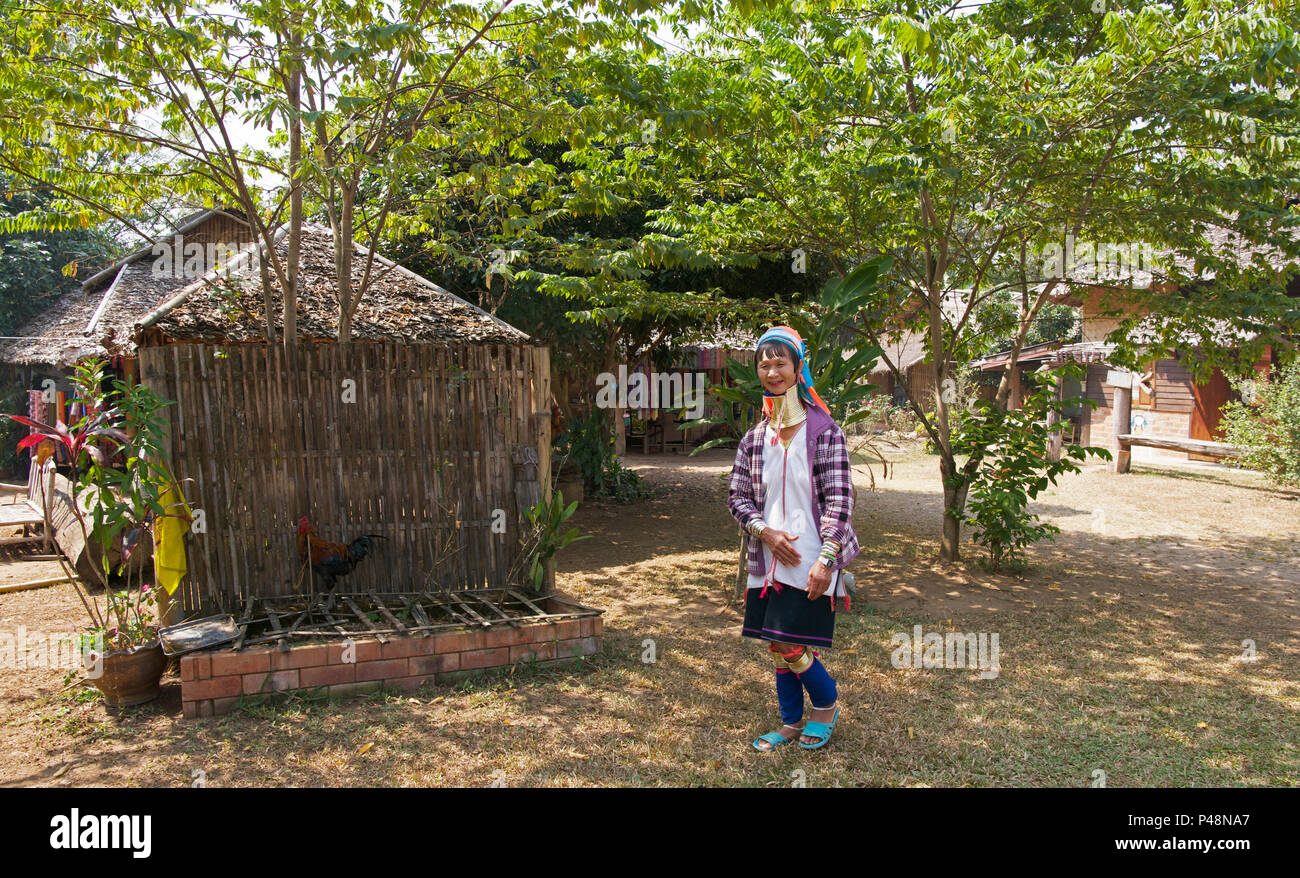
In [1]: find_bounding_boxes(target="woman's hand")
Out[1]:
[806,561,832,600]
[761,529,801,567]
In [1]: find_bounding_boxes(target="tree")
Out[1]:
[1221,360,1300,488]
[0,0,651,344]
[582,0,1300,560]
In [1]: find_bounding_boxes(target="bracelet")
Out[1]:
[746,519,768,538]
[818,539,840,565]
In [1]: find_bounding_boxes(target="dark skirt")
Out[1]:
[742,584,835,649]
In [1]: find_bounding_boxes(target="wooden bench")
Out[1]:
[0,461,52,548]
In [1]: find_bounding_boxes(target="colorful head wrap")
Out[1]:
[755,325,831,418]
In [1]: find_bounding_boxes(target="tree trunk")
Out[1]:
[939,452,969,562]
[284,32,301,347]
[336,189,355,342]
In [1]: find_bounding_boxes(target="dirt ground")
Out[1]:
[0,444,1296,787]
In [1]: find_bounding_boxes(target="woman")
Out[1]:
[728,326,860,750]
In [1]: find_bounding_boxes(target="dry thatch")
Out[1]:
[150,224,527,346]
[1,217,527,368]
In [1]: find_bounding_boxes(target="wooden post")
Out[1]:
[1045,369,1064,463]
[614,404,626,455]
[1111,384,1132,473]
[531,346,555,593]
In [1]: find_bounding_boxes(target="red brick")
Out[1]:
[381,637,431,660]
[181,656,197,682]
[197,700,213,718]
[329,681,382,699]
[579,617,597,637]
[327,639,382,664]
[555,636,599,659]
[210,650,270,676]
[383,674,434,693]
[270,644,329,671]
[409,653,459,675]
[182,700,198,719]
[431,630,472,654]
[509,641,556,664]
[461,647,509,670]
[520,622,556,643]
[183,675,243,700]
[485,626,528,649]
[355,659,408,682]
[591,616,603,637]
[212,696,241,715]
[193,654,211,680]
[299,664,355,688]
[552,620,583,641]
[242,669,300,695]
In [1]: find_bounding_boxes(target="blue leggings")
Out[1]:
[775,658,837,726]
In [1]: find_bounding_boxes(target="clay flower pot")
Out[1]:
[89,639,166,707]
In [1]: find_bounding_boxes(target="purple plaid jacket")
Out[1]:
[727,404,860,577]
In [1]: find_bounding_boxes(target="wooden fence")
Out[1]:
[137,342,551,615]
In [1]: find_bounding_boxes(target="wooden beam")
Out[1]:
[0,575,76,594]
[1117,434,1244,459]
[473,592,519,627]
[368,591,408,633]
[342,596,389,644]
[401,596,435,637]
[449,593,492,628]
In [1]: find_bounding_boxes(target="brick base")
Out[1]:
[1089,406,1193,462]
[181,613,603,718]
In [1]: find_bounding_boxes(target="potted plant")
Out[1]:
[5,359,179,706]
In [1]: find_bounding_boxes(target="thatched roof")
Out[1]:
[148,224,527,347]
[870,331,930,375]
[2,215,527,367]
[0,253,192,366]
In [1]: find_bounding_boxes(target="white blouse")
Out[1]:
[746,421,841,598]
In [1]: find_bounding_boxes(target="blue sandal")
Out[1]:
[799,704,841,750]
[752,724,803,752]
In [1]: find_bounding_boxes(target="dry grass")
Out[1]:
[1,446,1296,787]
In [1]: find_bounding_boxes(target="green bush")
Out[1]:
[1221,361,1300,488]
[554,409,652,502]
[956,366,1110,571]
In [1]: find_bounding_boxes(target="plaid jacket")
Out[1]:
[727,404,860,577]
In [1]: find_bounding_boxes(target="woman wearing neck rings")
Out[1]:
[728,326,860,750]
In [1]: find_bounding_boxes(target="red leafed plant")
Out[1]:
[4,358,175,650]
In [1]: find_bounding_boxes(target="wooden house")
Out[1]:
[1055,222,1295,463]
[2,210,554,614]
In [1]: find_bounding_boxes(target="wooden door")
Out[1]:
[1189,368,1231,460]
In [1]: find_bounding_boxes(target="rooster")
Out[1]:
[296,516,386,599]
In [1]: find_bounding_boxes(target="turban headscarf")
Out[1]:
[755,325,831,422]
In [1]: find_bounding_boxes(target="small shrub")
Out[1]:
[956,366,1110,571]
[1221,361,1300,488]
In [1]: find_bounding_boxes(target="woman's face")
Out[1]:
[757,347,797,395]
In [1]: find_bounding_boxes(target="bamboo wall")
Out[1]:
[137,342,551,615]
